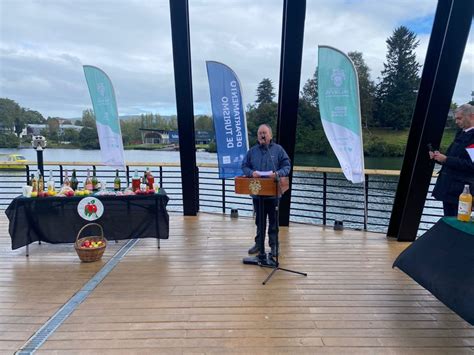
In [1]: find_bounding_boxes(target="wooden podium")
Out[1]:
[234,176,289,197]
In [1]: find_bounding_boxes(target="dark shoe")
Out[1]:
[270,245,279,257]
[248,243,259,255]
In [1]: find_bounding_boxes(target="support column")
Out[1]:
[169,0,198,215]
[389,0,472,241]
[276,0,306,226]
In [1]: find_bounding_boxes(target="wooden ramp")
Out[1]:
[0,212,473,354]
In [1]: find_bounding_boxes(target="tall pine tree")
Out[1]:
[348,51,375,128]
[375,26,420,130]
[255,78,276,106]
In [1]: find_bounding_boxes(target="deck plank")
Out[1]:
[0,212,473,353]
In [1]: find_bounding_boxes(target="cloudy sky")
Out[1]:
[0,0,472,119]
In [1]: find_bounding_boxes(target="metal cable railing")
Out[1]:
[0,162,444,234]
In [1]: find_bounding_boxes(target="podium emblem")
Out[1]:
[249,179,262,195]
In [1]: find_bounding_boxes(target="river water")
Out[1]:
[0,148,403,170]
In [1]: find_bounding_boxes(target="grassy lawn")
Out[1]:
[364,128,457,152]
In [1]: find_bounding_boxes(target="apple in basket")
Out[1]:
[82,240,91,248]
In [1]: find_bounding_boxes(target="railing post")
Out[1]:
[323,172,327,225]
[59,165,63,185]
[222,179,226,214]
[159,166,163,188]
[364,174,369,231]
[126,165,130,187]
[195,166,200,212]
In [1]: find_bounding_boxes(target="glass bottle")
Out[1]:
[47,170,55,193]
[63,169,70,187]
[132,169,140,192]
[92,166,98,191]
[457,184,472,222]
[31,173,38,193]
[70,169,79,191]
[114,169,121,191]
[146,167,154,190]
[38,170,44,192]
[85,168,93,191]
[141,172,148,191]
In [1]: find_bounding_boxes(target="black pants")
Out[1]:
[443,201,458,217]
[253,197,278,250]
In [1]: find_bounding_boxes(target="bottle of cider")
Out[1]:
[85,168,93,191]
[132,169,140,192]
[92,166,98,191]
[63,169,70,187]
[47,170,55,193]
[146,167,154,190]
[114,169,121,191]
[31,173,38,193]
[457,185,472,222]
[38,170,44,192]
[70,169,79,191]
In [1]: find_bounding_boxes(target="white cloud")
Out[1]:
[0,0,471,119]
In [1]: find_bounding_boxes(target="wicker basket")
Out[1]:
[74,223,107,262]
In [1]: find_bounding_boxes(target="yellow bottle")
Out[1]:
[457,184,472,222]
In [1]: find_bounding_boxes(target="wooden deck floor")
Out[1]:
[0,212,473,354]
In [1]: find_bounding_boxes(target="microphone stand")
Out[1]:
[259,144,307,285]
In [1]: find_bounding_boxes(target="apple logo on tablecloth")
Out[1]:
[77,197,104,221]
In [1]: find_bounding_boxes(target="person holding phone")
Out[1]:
[430,103,474,216]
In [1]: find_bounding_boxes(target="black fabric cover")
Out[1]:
[393,218,474,325]
[6,192,169,250]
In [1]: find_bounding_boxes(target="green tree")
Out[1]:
[79,127,99,149]
[120,118,142,145]
[195,115,213,131]
[0,98,22,134]
[348,51,375,128]
[246,102,278,143]
[256,78,276,106]
[375,26,421,130]
[301,69,318,107]
[82,109,96,129]
[63,128,80,144]
[46,117,60,142]
[22,109,45,124]
[0,133,19,148]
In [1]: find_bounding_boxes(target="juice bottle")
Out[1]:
[146,167,154,189]
[31,173,38,193]
[38,171,44,192]
[457,184,472,222]
[132,169,140,192]
[85,168,93,191]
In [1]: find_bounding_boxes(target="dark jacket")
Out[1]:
[432,129,474,204]
[241,142,291,178]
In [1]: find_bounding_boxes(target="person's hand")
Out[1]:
[429,151,435,159]
[252,171,260,178]
[433,151,447,164]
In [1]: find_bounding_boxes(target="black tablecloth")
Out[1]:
[5,192,169,250]
[393,217,474,325]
